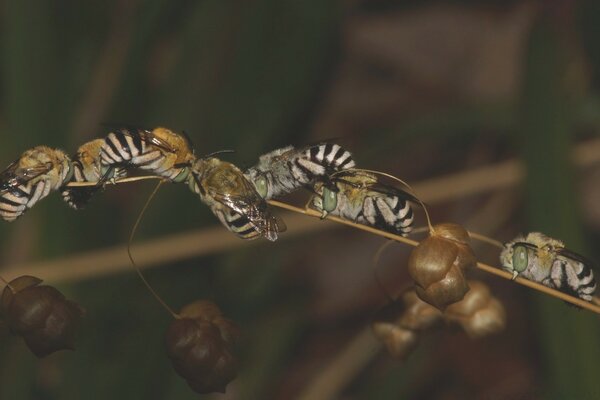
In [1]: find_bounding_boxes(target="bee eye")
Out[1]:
[512,245,529,273]
[322,187,337,212]
[255,176,268,198]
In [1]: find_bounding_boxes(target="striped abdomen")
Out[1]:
[550,259,596,302]
[214,209,261,240]
[360,195,414,237]
[100,128,189,182]
[291,143,355,185]
[1,180,57,221]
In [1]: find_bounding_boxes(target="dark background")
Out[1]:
[0,0,599,399]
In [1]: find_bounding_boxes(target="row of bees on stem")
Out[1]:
[0,126,597,393]
[1,125,594,301]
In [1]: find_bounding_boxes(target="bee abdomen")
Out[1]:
[551,260,596,301]
[0,186,29,221]
[100,129,146,165]
[216,209,261,240]
[307,143,355,171]
[362,196,413,236]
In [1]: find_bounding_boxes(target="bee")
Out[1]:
[245,143,356,199]
[500,232,597,302]
[0,146,73,221]
[310,170,418,237]
[189,157,285,241]
[100,126,195,183]
[61,139,128,209]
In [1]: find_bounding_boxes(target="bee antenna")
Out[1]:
[372,240,398,303]
[203,149,236,158]
[128,180,179,319]
[339,168,435,235]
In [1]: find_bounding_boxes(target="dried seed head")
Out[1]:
[445,281,506,338]
[165,300,240,394]
[372,291,442,358]
[0,276,84,357]
[408,223,476,310]
[372,321,418,359]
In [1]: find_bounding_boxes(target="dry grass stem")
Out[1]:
[269,200,600,314]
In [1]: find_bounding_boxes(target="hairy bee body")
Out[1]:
[61,139,128,209]
[245,143,355,199]
[190,157,283,241]
[311,171,415,236]
[0,146,72,221]
[100,127,194,183]
[500,232,596,302]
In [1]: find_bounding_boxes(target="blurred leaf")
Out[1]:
[518,16,600,400]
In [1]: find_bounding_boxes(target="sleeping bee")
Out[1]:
[0,146,73,221]
[61,139,128,209]
[500,232,597,302]
[100,126,195,183]
[189,157,285,241]
[310,170,418,237]
[245,143,355,199]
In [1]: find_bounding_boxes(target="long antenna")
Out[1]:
[127,180,179,319]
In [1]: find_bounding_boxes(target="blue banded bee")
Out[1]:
[100,126,195,183]
[61,139,128,209]
[310,170,418,237]
[245,143,355,199]
[500,232,597,302]
[189,157,285,241]
[0,146,72,221]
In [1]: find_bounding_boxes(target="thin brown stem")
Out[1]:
[128,180,179,319]
[268,200,600,314]
[65,175,164,187]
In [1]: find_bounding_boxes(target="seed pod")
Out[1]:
[165,300,240,394]
[372,290,442,358]
[408,223,476,310]
[445,281,506,338]
[0,275,84,357]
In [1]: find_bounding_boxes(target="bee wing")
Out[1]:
[556,248,596,269]
[0,161,52,193]
[129,128,177,155]
[106,125,177,155]
[335,174,422,205]
[211,180,282,240]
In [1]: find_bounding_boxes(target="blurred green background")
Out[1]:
[1,0,600,399]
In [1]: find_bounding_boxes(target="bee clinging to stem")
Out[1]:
[0,146,72,221]
[245,142,356,199]
[61,139,128,209]
[190,157,285,241]
[100,126,196,183]
[310,169,421,237]
[500,232,597,302]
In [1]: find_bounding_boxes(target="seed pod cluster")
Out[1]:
[373,282,505,358]
[165,300,240,394]
[0,276,84,357]
[408,223,476,310]
[445,281,506,338]
[372,290,442,359]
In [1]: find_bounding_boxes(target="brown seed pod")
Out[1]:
[0,275,85,357]
[445,281,506,338]
[165,300,240,394]
[407,223,476,310]
[372,290,442,359]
